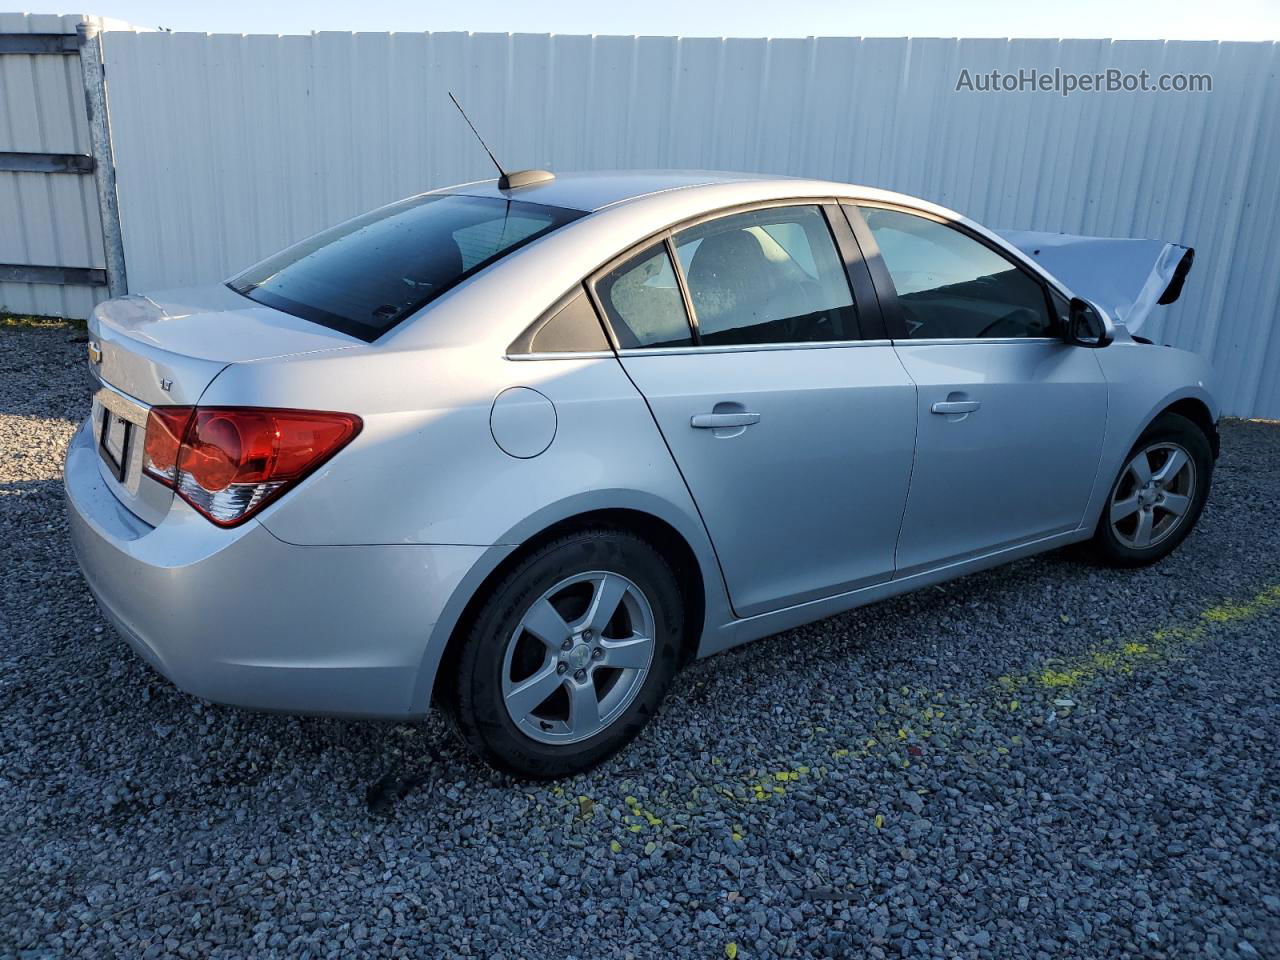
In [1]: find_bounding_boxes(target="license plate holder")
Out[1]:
[99,406,132,482]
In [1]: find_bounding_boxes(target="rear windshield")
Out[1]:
[228,194,584,341]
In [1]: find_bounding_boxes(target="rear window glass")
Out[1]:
[228,194,583,341]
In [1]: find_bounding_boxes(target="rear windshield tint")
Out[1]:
[228,194,584,341]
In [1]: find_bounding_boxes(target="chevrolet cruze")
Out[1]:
[65,171,1218,777]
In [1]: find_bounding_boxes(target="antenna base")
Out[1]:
[498,169,556,190]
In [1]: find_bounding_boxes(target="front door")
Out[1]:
[849,203,1108,575]
[591,203,917,618]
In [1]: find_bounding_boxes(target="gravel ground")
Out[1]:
[2,322,1278,960]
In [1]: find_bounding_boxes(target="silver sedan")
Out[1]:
[65,171,1219,777]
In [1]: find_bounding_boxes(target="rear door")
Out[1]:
[593,202,917,618]
[847,203,1108,576]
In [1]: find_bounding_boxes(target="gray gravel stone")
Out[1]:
[2,323,1279,958]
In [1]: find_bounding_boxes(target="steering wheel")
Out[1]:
[972,307,1040,340]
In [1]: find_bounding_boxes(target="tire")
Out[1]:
[444,527,685,778]
[1085,411,1213,568]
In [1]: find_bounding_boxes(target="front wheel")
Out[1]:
[1085,411,1213,567]
[444,528,684,778]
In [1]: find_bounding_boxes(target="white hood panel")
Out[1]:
[996,230,1194,334]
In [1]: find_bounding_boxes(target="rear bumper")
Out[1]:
[64,419,485,718]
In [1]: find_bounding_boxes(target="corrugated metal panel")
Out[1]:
[99,31,1279,417]
[0,12,105,318]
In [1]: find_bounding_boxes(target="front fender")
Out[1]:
[1082,342,1219,531]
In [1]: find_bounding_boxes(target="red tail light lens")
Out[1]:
[142,406,361,527]
[142,406,194,484]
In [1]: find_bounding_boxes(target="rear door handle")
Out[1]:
[691,412,761,429]
[931,400,981,415]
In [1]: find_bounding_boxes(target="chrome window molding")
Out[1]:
[615,338,895,358]
[504,350,616,361]
[506,337,1065,359]
[895,337,1062,347]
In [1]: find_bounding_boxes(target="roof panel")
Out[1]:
[443,169,797,211]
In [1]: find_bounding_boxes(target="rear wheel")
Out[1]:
[444,528,684,778]
[1086,412,1212,567]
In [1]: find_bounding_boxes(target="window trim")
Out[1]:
[844,200,1068,344]
[515,194,1070,361]
[586,198,885,355]
[505,283,615,359]
[605,338,895,358]
[666,234,703,346]
[586,235,697,351]
[823,202,888,341]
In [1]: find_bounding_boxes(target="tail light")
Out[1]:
[142,406,362,527]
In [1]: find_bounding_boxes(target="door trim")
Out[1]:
[824,201,888,340]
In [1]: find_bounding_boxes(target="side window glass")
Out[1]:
[674,206,860,346]
[858,206,1054,339]
[595,245,694,349]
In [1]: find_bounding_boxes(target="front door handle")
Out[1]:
[931,400,981,415]
[691,412,761,429]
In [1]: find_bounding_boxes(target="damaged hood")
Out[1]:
[995,230,1194,334]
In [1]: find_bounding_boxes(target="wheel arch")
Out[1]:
[1159,395,1220,458]
[1081,374,1220,538]
[426,504,719,709]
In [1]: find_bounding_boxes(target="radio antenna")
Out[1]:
[448,92,507,181]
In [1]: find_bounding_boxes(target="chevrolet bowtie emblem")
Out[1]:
[87,340,102,364]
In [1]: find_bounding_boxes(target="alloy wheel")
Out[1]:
[1109,441,1197,549]
[501,571,656,745]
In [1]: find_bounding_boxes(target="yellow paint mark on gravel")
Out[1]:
[1000,583,1280,692]
[621,793,663,830]
[558,584,1280,857]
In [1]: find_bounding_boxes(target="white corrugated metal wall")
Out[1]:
[80,32,1280,417]
[0,12,106,318]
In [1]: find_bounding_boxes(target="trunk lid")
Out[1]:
[86,284,360,525]
[89,284,360,405]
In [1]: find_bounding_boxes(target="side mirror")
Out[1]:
[1065,297,1114,348]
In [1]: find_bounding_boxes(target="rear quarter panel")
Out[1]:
[198,344,731,633]
[202,347,697,539]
